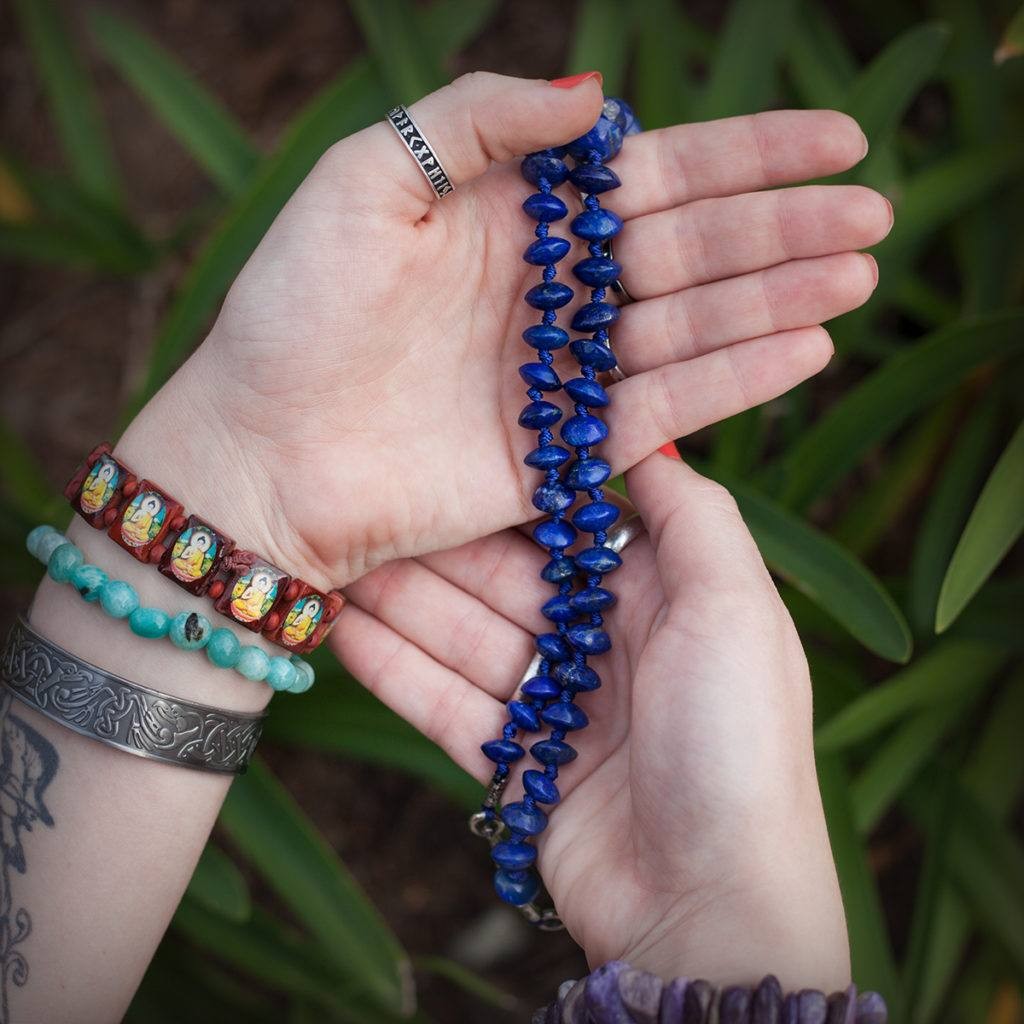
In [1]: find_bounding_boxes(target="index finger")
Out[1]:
[611,109,868,220]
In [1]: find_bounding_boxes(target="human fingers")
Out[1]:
[610,109,868,219]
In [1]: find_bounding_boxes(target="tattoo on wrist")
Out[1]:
[0,689,58,1021]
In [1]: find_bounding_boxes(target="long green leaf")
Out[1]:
[566,0,633,98]
[414,0,498,59]
[88,9,259,195]
[219,758,410,1013]
[908,396,1001,638]
[785,3,856,109]
[709,470,912,662]
[777,310,1024,509]
[815,638,1008,753]
[818,756,900,999]
[136,0,487,409]
[633,0,695,128]
[696,0,798,120]
[184,844,251,923]
[13,0,121,205]
[936,418,1024,632]
[841,22,950,148]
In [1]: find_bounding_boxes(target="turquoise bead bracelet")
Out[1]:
[26,525,314,694]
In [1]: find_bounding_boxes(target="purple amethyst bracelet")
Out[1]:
[532,963,888,1023]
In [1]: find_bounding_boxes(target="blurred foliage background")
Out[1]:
[1,0,1023,1021]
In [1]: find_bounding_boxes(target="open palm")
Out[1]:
[330,454,850,990]
[148,73,889,590]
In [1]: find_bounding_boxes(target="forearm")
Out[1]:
[4,357,293,1023]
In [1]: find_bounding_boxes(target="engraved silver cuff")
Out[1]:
[385,104,455,199]
[0,616,266,775]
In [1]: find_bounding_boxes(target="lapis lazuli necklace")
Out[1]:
[470,98,641,929]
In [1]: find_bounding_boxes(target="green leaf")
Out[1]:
[219,757,410,1013]
[841,22,950,149]
[818,756,899,999]
[936,418,1024,632]
[995,2,1024,63]
[135,0,487,409]
[262,658,480,809]
[88,9,259,195]
[777,310,1024,510]
[908,397,1001,638]
[12,0,121,206]
[632,0,695,128]
[696,0,798,120]
[566,0,633,98]
[413,956,518,1013]
[0,418,61,523]
[815,638,1008,753]
[348,0,446,103]
[784,3,856,109]
[183,844,251,923]
[708,469,912,662]
[414,0,498,59]
[710,408,764,478]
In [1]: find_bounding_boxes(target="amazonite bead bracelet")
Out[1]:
[27,525,314,694]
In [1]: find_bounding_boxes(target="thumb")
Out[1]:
[624,449,774,603]
[343,71,605,213]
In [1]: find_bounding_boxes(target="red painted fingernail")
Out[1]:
[658,442,682,461]
[550,71,603,89]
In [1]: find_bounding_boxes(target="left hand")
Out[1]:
[328,452,850,990]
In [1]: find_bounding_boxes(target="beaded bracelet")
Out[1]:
[472,97,640,922]
[27,525,314,694]
[534,964,889,1023]
[63,443,343,654]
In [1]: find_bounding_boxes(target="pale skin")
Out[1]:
[13,73,892,1020]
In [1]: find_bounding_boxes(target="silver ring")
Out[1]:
[385,105,454,199]
[601,238,636,305]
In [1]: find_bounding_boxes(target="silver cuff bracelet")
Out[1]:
[0,616,266,774]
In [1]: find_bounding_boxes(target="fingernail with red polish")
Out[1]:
[658,442,682,461]
[551,71,603,89]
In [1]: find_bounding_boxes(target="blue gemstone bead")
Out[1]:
[541,555,576,582]
[531,739,578,765]
[571,301,620,332]
[518,400,563,428]
[522,324,569,350]
[569,339,617,371]
[518,362,561,391]
[541,595,575,623]
[542,702,589,731]
[523,236,571,265]
[532,482,575,514]
[525,282,573,310]
[570,587,617,613]
[26,525,60,561]
[554,662,602,692]
[602,97,631,132]
[47,542,83,583]
[566,457,612,490]
[288,656,315,693]
[206,628,241,669]
[508,700,541,731]
[572,501,621,532]
[266,656,298,691]
[536,633,572,662]
[521,153,569,186]
[561,414,608,447]
[501,801,548,835]
[236,646,272,682]
[524,444,571,469]
[576,546,622,573]
[522,675,561,700]
[572,255,622,287]
[567,624,612,654]
[570,208,623,241]
[491,841,537,871]
[481,739,525,763]
[523,770,560,804]
[70,564,108,602]
[522,192,568,222]
[494,868,541,906]
[533,519,576,549]
[128,607,171,639]
[169,611,212,650]
[99,579,139,619]
[567,117,622,161]
[568,163,622,194]
[563,377,609,407]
